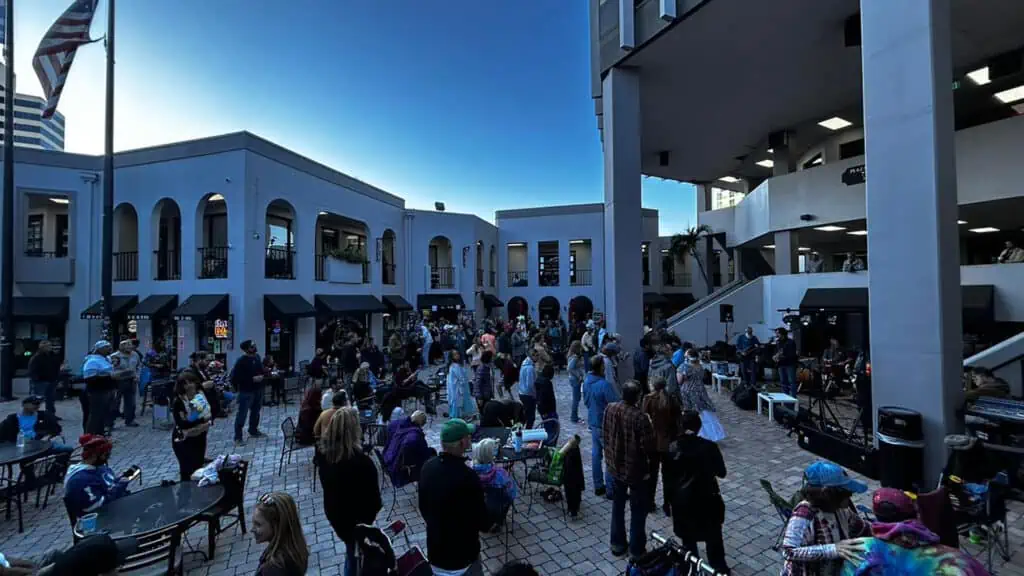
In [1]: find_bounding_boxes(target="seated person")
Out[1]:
[0,395,63,445]
[351,363,374,407]
[382,410,435,487]
[377,361,434,417]
[63,434,133,521]
[840,488,986,575]
[481,397,523,428]
[35,533,138,576]
[295,387,322,446]
[313,390,349,441]
[472,438,517,513]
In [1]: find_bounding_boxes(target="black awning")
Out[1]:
[8,297,69,321]
[482,293,504,308]
[127,295,178,320]
[962,285,994,326]
[172,294,229,320]
[315,294,388,315]
[417,293,466,311]
[382,295,413,312]
[800,288,869,311]
[81,295,138,320]
[643,292,671,306]
[265,294,316,319]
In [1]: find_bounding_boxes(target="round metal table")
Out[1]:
[0,439,52,467]
[75,482,225,539]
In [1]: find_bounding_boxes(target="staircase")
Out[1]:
[965,330,1024,397]
[665,277,750,334]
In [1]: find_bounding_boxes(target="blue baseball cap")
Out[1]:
[803,461,868,494]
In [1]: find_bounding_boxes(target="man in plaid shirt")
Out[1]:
[603,380,656,558]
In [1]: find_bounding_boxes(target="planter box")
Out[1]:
[328,259,363,284]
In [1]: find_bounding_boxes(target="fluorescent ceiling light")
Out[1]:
[208,193,225,202]
[569,240,586,245]
[847,230,868,236]
[766,148,774,154]
[507,242,526,247]
[718,176,740,183]
[818,116,853,131]
[969,227,1000,234]
[798,247,812,252]
[966,66,991,86]
[764,244,775,249]
[957,220,967,225]
[756,159,774,168]
[813,225,846,232]
[660,249,669,254]
[49,198,69,205]
[995,85,1024,104]
[811,156,823,166]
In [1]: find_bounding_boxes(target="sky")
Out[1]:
[12,0,696,235]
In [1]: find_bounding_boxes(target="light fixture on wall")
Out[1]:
[49,197,69,205]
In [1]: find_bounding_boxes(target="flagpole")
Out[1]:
[101,0,114,342]
[1,0,16,401]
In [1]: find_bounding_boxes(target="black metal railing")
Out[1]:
[315,254,326,281]
[113,251,138,281]
[431,266,454,289]
[571,269,592,286]
[198,246,229,279]
[508,270,528,287]
[153,249,181,281]
[23,250,63,258]
[265,246,295,279]
[476,268,484,287]
[383,263,396,285]
[489,270,496,287]
[539,271,559,287]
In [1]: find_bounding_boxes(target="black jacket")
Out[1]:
[776,338,797,367]
[230,354,264,393]
[28,351,61,382]
[418,453,489,570]
[0,410,61,443]
[318,451,381,543]
[535,375,557,417]
[667,434,727,540]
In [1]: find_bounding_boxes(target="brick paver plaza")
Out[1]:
[4,374,1024,575]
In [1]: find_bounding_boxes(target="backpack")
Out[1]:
[730,384,757,411]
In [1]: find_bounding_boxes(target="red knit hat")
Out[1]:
[78,434,113,461]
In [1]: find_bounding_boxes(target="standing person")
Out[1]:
[231,340,267,447]
[81,340,116,436]
[583,355,620,497]
[252,492,310,576]
[511,325,528,367]
[110,340,141,428]
[446,350,474,419]
[566,341,585,423]
[582,321,597,369]
[473,350,495,415]
[535,364,557,422]
[632,336,651,394]
[318,408,382,576]
[171,373,211,481]
[28,340,61,418]
[648,340,677,400]
[420,323,433,368]
[603,380,655,558]
[668,411,730,575]
[517,353,537,429]
[736,326,761,388]
[678,350,727,442]
[642,376,683,517]
[774,327,798,397]
[601,341,621,395]
[418,419,489,575]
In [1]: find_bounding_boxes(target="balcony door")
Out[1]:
[55,214,69,257]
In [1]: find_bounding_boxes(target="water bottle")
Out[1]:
[16,431,25,450]
[513,429,523,454]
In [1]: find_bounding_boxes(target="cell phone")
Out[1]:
[122,465,141,481]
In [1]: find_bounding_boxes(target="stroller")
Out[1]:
[625,532,728,576]
[352,521,432,576]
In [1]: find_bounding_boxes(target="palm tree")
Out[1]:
[669,224,713,290]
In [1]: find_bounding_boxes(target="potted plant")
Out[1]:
[326,244,366,284]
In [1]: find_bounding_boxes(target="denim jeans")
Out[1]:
[591,428,609,492]
[569,378,581,422]
[234,387,264,440]
[741,358,758,388]
[609,476,650,557]
[779,365,797,396]
[520,394,536,430]
[117,378,137,424]
[31,380,57,414]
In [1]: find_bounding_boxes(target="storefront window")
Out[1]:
[13,321,65,373]
[200,315,234,363]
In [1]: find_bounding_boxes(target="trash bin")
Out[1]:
[876,406,925,491]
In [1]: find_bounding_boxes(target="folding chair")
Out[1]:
[526,447,567,519]
[760,479,794,551]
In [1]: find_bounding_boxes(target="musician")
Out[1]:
[735,327,760,388]
[773,327,798,396]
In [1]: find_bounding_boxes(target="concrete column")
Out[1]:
[772,145,792,177]
[602,67,643,376]
[719,249,731,283]
[862,0,961,483]
[773,230,799,275]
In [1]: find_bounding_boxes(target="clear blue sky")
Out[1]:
[14,0,695,234]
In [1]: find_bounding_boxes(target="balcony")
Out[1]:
[540,271,560,287]
[16,251,74,284]
[113,251,138,282]
[476,268,484,287]
[265,246,295,279]
[489,270,496,287]
[571,269,592,287]
[508,270,528,288]
[153,250,181,281]
[664,272,692,287]
[383,263,396,285]
[198,246,228,279]
[430,266,454,290]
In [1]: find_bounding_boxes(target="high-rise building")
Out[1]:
[0,64,65,150]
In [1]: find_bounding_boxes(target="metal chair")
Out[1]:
[278,417,315,475]
[195,459,249,560]
[759,479,795,551]
[116,526,184,575]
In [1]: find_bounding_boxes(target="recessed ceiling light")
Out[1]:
[967,66,990,86]
[660,249,669,254]
[767,148,774,154]
[813,225,846,232]
[847,230,868,236]
[798,247,812,252]
[969,227,1000,234]
[818,116,853,131]
[756,159,774,169]
[995,85,1024,104]
[508,242,526,247]
[49,197,69,205]
[811,156,823,166]
[957,220,967,225]
[718,176,740,183]
[318,211,328,216]
[569,240,586,245]
[764,244,775,249]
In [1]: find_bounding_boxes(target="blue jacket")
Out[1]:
[518,357,536,397]
[582,372,619,429]
[63,463,130,519]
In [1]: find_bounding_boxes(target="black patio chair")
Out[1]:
[278,417,315,475]
[195,459,249,560]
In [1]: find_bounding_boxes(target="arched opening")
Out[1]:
[151,198,181,280]
[316,211,370,283]
[507,296,529,321]
[489,245,497,287]
[475,241,484,287]
[428,235,454,289]
[266,199,296,279]
[112,203,138,281]
[382,229,397,285]
[569,296,594,324]
[538,296,560,321]
[196,193,228,279]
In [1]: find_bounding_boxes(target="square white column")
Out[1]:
[862,0,961,482]
[602,67,643,374]
[773,230,798,275]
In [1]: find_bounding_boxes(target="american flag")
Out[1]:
[32,0,99,119]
